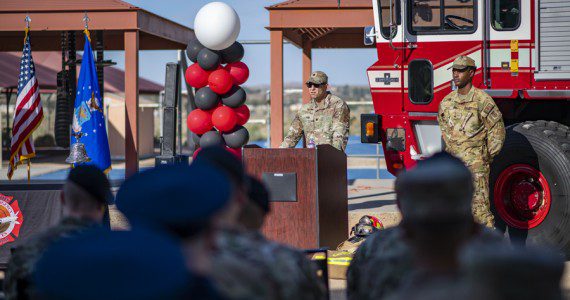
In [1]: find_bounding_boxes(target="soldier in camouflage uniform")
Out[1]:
[347,153,505,300]
[4,165,111,300]
[281,71,350,151]
[438,56,506,228]
[195,147,326,300]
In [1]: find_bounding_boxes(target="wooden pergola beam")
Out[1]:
[0,11,191,51]
[269,9,374,28]
[124,30,139,177]
[270,30,284,148]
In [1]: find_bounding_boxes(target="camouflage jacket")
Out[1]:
[4,218,100,300]
[211,229,326,300]
[438,87,505,170]
[280,93,350,151]
[347,227,411,300]
[347,225,505,300]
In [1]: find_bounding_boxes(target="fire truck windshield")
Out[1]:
[408,0,477,35]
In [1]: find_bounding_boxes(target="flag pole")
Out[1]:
[27,159,31,183]
[25,15,32,184]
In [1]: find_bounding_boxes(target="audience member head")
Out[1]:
[34,229,205,300]
[238,175,270,230]
[116,162,231,274]
[193,146,249,228]
[396,152,475,273]
[460,244,564,300]
[61,165,111,223]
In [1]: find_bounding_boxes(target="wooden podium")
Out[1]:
[243,144,348,249]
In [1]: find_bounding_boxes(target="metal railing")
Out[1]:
[346,143,384,179]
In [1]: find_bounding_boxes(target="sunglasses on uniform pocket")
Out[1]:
[306,83,323,88]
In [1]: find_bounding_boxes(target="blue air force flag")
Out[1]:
[71,34,111,172]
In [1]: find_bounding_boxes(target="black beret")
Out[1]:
[194,146,245,186]
[67,165,112,205]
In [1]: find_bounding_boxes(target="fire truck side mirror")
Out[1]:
[364,26,376,46]
[361,114,381,143]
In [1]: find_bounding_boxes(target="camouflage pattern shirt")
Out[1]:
[280,93,350,151]
[211,228,326,300]
[437,86,506,171]
[347,225,505,300]
[4,218,100,300]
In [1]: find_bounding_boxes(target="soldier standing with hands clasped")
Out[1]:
[438,56,506,228]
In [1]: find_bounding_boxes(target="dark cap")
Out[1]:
[116,162,231,236]
[194,146,246,186]
[34,229,193,300]
[67,165,112,205]
[247,175,270,213]
[461,244,564,300]
[396,152,473,221]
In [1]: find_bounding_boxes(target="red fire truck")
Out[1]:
[362,0,570,255]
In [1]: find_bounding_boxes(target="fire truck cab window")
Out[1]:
[408,60,434,104]
[409,0,477,34]
[378,0,402,39]
[491,0,520,30]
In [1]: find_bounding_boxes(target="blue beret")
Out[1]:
[116,163,231,235]
[34,229,192,300]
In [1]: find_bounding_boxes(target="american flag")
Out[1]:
[7,34,44,180]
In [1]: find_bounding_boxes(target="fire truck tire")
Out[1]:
[490,120,570,257]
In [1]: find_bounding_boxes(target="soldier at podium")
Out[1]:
[280,71,350,151]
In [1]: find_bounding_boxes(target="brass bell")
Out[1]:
[66,132,91,164]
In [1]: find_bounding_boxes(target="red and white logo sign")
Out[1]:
[0,193,23,246]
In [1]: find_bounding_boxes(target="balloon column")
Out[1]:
[186,2,250,159]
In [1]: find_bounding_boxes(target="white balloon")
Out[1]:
[194,2,241,51]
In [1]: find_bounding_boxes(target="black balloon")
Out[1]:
[221,86,246,108]
[186,36,204,63]
[220,42,244,64]
[197,48,221,71]
[191,132,201,147]
[200,130,224,148]
[195,87,220,110]
[222,126,249,148]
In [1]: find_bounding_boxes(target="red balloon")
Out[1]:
[187,109,213,135]
[185,64,210,89]
[225,62,250,85]
[234,105,250,126]
[211,106,237,132]
[208,69,233,94]
[226,146,242,160]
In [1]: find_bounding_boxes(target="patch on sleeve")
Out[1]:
[481,102,495,118]
[488,108,501,124]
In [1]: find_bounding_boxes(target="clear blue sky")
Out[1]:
[105,0,376,87]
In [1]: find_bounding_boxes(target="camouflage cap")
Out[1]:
[395,152,473,221]
[306,71,328,85]
[448,55,476,70]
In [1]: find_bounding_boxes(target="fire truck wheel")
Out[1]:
[490,120,570,257]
